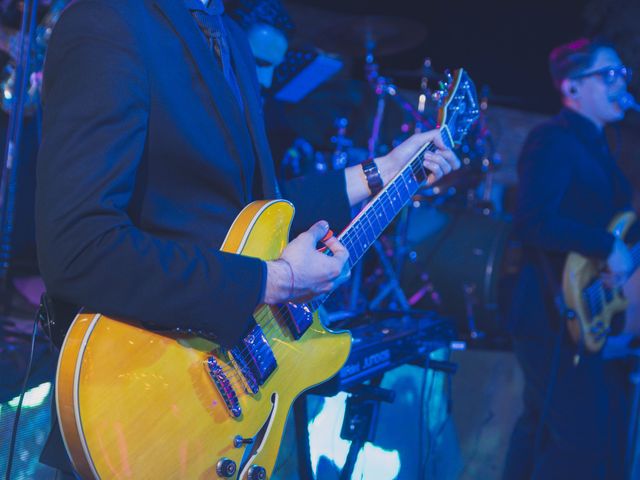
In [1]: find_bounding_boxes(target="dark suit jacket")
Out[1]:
[510,108,634,338]
[35,0,351,349]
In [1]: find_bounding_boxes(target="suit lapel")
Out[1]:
[153,0,253,199]
[225,20,281,199]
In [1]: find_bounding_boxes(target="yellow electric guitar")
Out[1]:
[563,211,640,352]
[55,69,479,479]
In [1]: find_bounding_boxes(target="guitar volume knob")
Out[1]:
[216,457,237,478]
[247,465,267,480]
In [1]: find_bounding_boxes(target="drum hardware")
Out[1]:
[368,240,410,311]
[0,0,66,308]
[414,57,438,132]
[280,137,314,179]
[367,75,388,158]
[331,236,411,318]
[0,0,39,306]
[463,282,485,340]
[407,272,442,310]
[330,117,352,170]
[0,0,67,115]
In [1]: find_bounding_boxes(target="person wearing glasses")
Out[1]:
[503,38,636,479]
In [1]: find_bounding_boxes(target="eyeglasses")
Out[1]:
[571,65,632,86]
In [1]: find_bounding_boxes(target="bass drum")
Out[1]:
[400,206,519,348]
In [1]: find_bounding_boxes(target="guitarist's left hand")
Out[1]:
[345,129,460,206]
[381,130,461,186]
[603,238,633,288]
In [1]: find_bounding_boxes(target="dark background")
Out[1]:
[291,0,640,114]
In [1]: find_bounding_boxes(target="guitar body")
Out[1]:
[562,212,635,352]
[56,199,351,479]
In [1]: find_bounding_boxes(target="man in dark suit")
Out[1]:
[35,0,458,475]
[503,38,635,479]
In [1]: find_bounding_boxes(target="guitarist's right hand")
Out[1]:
[263,220,350,304]
[603,238,633,288]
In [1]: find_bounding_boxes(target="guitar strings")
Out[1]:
[207,100,468,389]
[207,160,430,387]
[211,142,437,382]
[209,145,435,385]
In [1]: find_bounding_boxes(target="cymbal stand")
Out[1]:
[0,0,39,312]
[367,75,388,158]
[368,240,410,310]
[415,58,434,133]
[366,52,412,311]
[330,117,352,170]
[467,85,501,214]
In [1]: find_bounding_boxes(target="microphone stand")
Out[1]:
[0,0,40,312]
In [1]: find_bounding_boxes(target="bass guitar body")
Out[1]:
[56,199,351,479]
[562,211,635,352]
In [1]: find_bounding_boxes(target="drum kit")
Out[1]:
[279,4,520,349]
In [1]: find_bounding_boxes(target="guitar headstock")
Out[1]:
[435,69,480,149]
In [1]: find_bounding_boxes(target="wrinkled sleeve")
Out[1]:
[36,1,264,348]
[281,170,352,236]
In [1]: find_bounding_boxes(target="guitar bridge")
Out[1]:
[206,356,242,418]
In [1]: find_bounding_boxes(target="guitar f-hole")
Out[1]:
[238,392,279,479]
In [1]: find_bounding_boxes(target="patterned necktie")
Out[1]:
[191,10,244,110]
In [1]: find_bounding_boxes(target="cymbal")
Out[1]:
[314,15,427,57]
[285,3,353,41]
[285,3,427,58]
[282,78,430,148]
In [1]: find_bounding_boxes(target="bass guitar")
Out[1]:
[55,69,479,479]
[563,211,640,352]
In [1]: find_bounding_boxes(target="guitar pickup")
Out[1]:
[281,303,313,340]
[229,324,277,387]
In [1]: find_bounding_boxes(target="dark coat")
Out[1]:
[510,108,633,338]
[35,0,351,348]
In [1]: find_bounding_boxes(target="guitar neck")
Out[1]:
[339,145,433,266]
[309,127,453,310]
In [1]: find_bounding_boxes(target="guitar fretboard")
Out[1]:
[308,131,453,311]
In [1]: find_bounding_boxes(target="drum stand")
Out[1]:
[329,50,439,319]
[0,0,40,313]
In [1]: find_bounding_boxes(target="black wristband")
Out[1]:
[362,158,383,196]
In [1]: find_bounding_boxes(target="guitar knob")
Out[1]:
[216,457,237,478]
[247,465,267,480]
